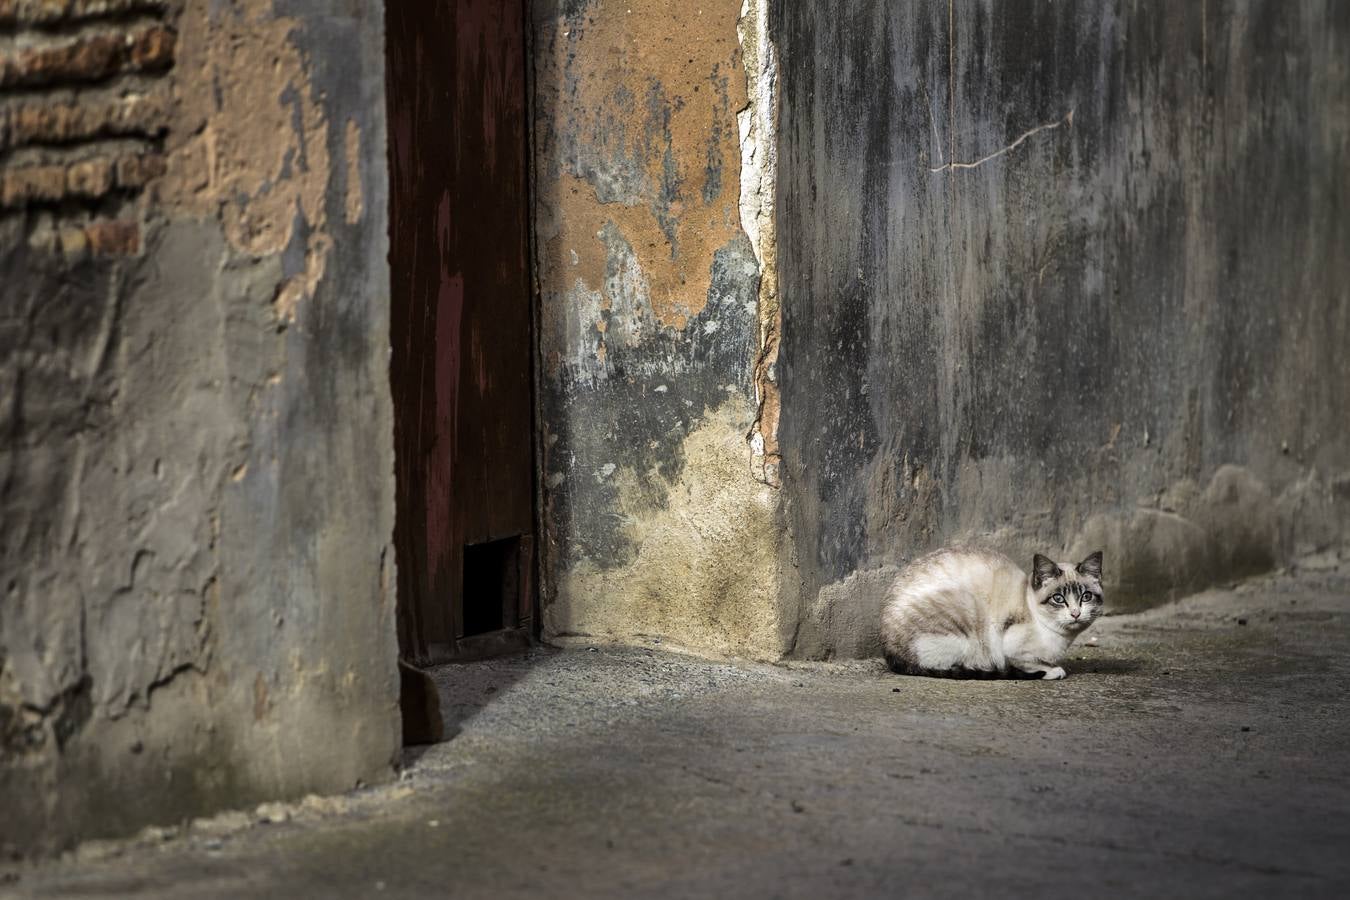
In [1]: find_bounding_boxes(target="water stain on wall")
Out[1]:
[533,0,789,656]
[549,400,784,660]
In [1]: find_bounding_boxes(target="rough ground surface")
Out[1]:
[5,561,1350,899]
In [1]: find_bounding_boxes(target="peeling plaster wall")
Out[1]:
[774,1,1350,657]
[1,0,398,854]
[533,0,788,658]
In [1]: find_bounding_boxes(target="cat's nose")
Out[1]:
[1070,609,1081,619]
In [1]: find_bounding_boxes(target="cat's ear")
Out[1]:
[1076,550,1104,580]
[1032,554,1061,589]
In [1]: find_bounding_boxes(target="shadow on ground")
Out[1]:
[6,561,1350,899]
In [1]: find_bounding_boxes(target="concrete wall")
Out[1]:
[1,0,399,855]
[532,0,790,658]
[773,1,1350,657]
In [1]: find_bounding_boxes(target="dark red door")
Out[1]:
[387,0,534,664]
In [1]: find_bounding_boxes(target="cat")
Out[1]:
[880,549,1104,680]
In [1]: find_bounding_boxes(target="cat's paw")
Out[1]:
[1043,666,1067,680]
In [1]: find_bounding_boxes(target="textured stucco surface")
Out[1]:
[532,0,789,657]
[773,1,1350,657]
[1,0,399,855]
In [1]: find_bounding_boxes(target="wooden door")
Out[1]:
[386,0,534,664]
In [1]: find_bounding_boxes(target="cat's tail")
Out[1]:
[885,649,1001,679]
[884,647,922,675]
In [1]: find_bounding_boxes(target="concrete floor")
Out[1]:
[6,560,1350,899]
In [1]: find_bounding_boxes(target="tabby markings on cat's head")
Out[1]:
[1031,550,1104,636]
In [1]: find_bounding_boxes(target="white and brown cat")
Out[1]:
[881,549,1104,679]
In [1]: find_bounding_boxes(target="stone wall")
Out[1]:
[772,0,1350,657]
[0,0,399,855]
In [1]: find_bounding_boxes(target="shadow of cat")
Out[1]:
[1068,656,1142,675]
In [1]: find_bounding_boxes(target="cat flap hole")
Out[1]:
[462,536,522,637]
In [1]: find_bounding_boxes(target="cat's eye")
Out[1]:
[1082,591,1097,603]
[1050,593,1065,605]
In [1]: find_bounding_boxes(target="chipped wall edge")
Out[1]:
[738,0,781,488]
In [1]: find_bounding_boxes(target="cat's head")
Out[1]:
[1029,551,1104,635]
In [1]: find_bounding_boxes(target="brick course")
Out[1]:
[0,1,168,25]
[0,151,167,206]
[83,217,139,254]
[0,25,175,88]
[0,90,168,150]
[0,163,64,205]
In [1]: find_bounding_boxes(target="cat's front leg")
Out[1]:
[1007,660,1067,680]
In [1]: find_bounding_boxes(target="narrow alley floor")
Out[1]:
[6,560,1350,899]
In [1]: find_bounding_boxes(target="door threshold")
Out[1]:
[423,627,533,664]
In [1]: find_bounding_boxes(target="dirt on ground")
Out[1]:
[5,557,1350,898]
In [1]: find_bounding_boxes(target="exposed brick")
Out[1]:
[57,226,89,259]
[113,151,164,188]
[1,150,164,208]
[0,25,176,89]
[84,218,139,255]
[25,225,60,254]
[21,219,142,257]
[0,1,167,25]
[65,156,113,196]
[1,90,168,150]
[1,164,65,206]
[127,24,173,70]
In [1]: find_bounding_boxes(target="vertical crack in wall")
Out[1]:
[738,0,781,487]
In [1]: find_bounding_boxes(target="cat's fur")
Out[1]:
[880,549,1104,680]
